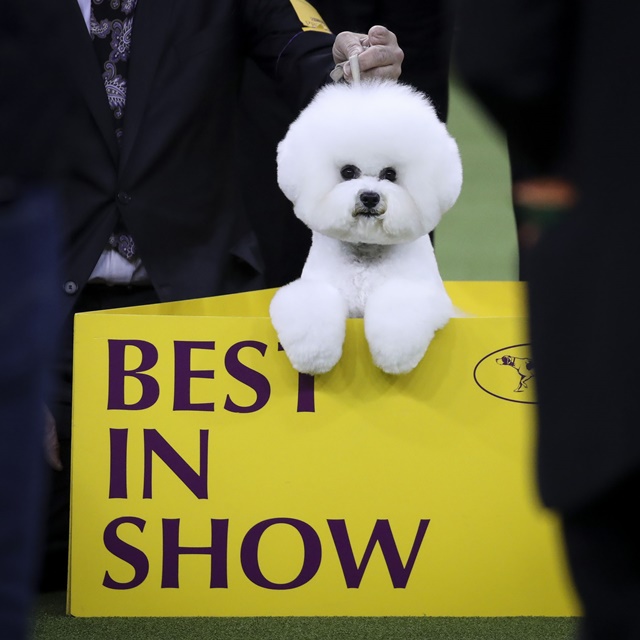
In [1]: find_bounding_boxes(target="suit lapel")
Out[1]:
[119,0,175,173]
[64,0,119,163]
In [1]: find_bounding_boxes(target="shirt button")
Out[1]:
[64,281,78,295]
[117,191,132,205]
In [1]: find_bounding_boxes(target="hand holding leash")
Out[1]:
[331,25,403,83]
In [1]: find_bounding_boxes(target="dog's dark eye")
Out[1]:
[340,165,360,181]
[379,167,397,182]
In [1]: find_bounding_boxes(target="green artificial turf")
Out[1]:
[35,592,578,640]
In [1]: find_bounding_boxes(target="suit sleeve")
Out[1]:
[242,0,337,111]
[453,0,574,172]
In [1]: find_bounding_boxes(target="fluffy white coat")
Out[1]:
[270,79,463,375]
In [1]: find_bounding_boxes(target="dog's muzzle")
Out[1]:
[353,190,386,218]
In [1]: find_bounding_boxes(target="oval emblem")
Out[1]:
[474,344,536,404]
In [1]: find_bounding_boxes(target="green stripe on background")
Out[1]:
[436,77,518,281]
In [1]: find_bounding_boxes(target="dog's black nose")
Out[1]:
[359,191,380,209]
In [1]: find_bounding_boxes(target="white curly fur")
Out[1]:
[270,79,463,375]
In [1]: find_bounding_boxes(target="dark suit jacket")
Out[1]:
[57,0,335,318]
[453,0,577,179]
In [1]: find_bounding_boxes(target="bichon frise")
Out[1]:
[269,79,463,375]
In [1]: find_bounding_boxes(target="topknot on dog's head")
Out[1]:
[277,79,463,243]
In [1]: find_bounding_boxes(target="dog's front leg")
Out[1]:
[269,279,349,375]
[364,281,453,374]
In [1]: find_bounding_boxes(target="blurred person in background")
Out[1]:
[0,0,66,637]
[453,0,577,280]
[455,1,640,638]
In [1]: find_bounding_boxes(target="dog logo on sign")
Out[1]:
[473,344,537,404]
[495,355,535,393]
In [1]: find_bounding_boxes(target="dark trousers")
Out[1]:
[562,471,640,640]
[0,189,59,638]
[39,282,159,592]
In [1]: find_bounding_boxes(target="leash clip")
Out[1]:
[329,48,364,85]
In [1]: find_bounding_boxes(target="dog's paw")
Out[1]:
[364,283,453,374]
[269,280,349,375]
[367,332,435,374]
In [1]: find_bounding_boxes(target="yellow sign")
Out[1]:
[68,282,579,617]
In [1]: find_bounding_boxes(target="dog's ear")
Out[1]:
[402,85,463,222]
[276,134,301,205]
[433,133,463,215]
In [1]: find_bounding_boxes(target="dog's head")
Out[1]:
[496,355,515,367]
[277,79,462,245]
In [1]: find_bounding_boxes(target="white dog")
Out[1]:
[269,79,463,375]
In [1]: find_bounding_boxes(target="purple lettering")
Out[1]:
[278,343,316,412]
[161,519,229,588]
[224,341,270,413]
[296,373,315,412]
[103,517,149,589]
[109,429,128,499]
[241,518,322,589]
[328,519,430,588]
[143,429,209,499]
[173,341,215,411]
[107,339,159,410]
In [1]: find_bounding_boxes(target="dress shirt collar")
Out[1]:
[77,0,91,31]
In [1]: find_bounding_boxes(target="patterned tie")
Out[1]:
[90,0,137,142]
[91,0,139,261]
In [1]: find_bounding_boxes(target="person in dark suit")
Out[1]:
[456,2,640,638]
[0,1,67,635]
[41,0,403,591]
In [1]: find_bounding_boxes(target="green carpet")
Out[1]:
[33,82,574,639]
[36,592,578,640]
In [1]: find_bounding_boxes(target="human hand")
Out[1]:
[332,25,403,82]
[45,406,63,471]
